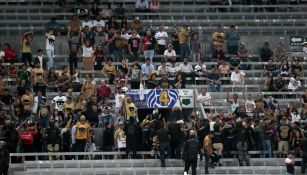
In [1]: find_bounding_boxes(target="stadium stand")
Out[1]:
[1,0,307,175]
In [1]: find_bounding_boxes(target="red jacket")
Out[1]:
[97,85,111,97]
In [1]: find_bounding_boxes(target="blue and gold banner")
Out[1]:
[129,89,194,108]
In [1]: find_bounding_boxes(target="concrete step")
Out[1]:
[24,166,300,175]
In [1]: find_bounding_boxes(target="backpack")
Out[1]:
[19,131,35,145]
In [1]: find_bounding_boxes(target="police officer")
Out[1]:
[301,129,307,174]
[183,130,202,175]
[0,141,9,175]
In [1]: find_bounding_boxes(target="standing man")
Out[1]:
[141,30,157,62]
[183,130,202,175]
[21,31,33,64]
[45,119,61,160]
[203,131,214,174]
[157,123,170,167]
[45,29,56,69]
[155,25,168,55]
[178,25,190,61]
[226,25,240,54]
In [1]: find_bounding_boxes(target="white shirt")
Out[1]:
[46,34,55,50]
[37,55,43,68]
[179,63,193,73]
[93,20,105,28]
[197,93,211,106]
[71,125,77,144]
[121,33,131,40]
[168,65,179,76]
[32,95,46,114]
[291,113,301,122]
[164,50,176,57]
[157,66,169,75]
[0,50,4,59]
[288,77,301,91]
[245,99,256,113]
[194,64,207,76]
[52,95,67,112]
[115,93,125,108]
[82,20,93,29]
[82,46,94,57]
[155,31,168,45]
[231,71,245,83]
[303,46,307,55]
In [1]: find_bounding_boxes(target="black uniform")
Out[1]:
[183,136,202,175]
[301,136,307,173]
[0,142,9,175]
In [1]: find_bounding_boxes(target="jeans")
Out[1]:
[114,49,125,62]
[227,45,238,55]
[21,52,32,64]
[180,43,190,61]
[209,82,221,92]
[205,155,210,174]
[159,142,170,166]
[184,158,197,175]
[262,139,272,158]
[46,49,54,69]
[144,50,154,62]
[191,52,200,62]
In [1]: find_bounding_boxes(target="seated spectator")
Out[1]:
[190,33,201,62]
[229,53,241,70]
[260,42,273,62]
[82,15,93,30]
[45,17,61,35]
[135,0,149,12]
[81,77,97,100]
[77,3,89,20]
[146,72,159,89]
[157,61,169,76]
[291,58,302,77]
[114,3,126,19]
[194,58,207,77]
[168,61,179,77]
[288,75,302,92]
[218,60,230,77]
[92,15,105,35]
[231,67,245,85]
[163,45,176,62]
[6,62,17,79]
[173,72,185,89]
[207,66,221,92]
[3,43,16,63]
[273,42,286,62]
[211,45,226,64]
[264,59,279,77]
[279,59,291,77]
[89,3,100,19]
[106,16,119,33]
[238,42,250,70]
[102,58,116,84]
[150,0,160,13]
[226,25,240,55]
[273,74,285,92]
[101,3,112,20]
[197,88,212,113]
[141,58,155,78]
[120,27,130,40]
[159,74,171,89]
[263,77,275,92]
[179,58,194,78]
[211,26,225,48]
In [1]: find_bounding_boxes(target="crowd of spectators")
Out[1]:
[0,1,307,175]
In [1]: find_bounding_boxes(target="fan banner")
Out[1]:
[129,89,194,108]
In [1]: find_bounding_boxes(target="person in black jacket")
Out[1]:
[157,122,170,167]
[103,122,114,159]
[234,121,250,166]
[33,49,48,70]
[183,130,202,175]
[0,141,9,175]
[45,119,61,160]
[124,117,139,158]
